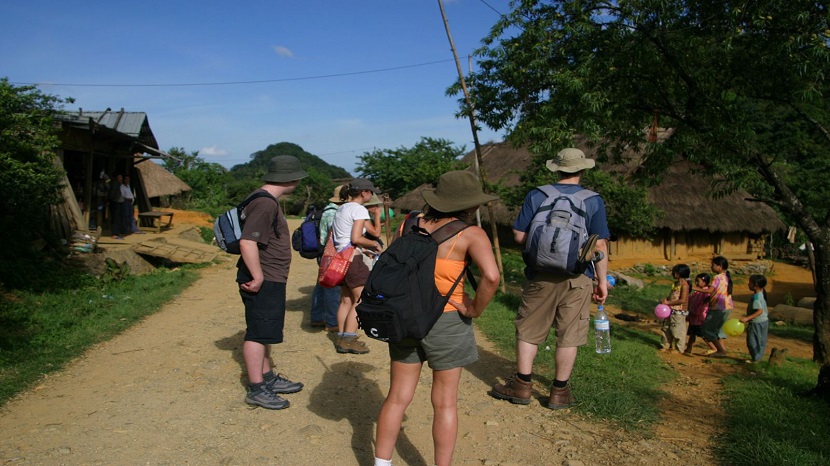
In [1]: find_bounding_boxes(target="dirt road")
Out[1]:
[0,216,812,465]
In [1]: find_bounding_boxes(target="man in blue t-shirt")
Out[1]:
[491,148,611,409]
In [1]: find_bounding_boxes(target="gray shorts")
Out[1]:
[388,311,478,370]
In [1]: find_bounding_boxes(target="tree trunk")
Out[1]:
[806,244,830,398]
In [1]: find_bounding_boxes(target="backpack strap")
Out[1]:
[399,217,477,293]
[533,185,598,220]
[427,219,471,245]
[239,191,281,239]
[429,219,474,298]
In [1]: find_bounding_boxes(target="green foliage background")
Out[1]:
[0,79,68,259]
[356,137,466,199]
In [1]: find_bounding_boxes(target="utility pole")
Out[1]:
[437,0,506,292]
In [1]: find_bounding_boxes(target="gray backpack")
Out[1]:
[523,185,598,275]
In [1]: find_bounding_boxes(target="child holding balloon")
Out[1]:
[701,256,734,357]
[685,272,711,355]
[659,264,691,353]
[739,274,769,363]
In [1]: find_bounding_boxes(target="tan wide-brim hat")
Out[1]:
[262,155,308,183]
[328,185,346,203]
[421,170,499,213]
[364,193,382,207]
[545,148,596,173]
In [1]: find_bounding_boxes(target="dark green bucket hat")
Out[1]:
[262,155,308,183]
[421,170,498,213]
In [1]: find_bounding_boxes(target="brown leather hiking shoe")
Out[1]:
[547,384,575,410]
[336,335,370,354]
[490,375,532,405]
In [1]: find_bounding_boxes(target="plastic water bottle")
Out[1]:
[594,305,611,354]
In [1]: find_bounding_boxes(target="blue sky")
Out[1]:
[2,0,509,175]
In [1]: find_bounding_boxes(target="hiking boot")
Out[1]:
[245,387,290,410]
[547,384,575,410]
[490,375,532,405]
[265,373,304,394]
[336,335,370,354]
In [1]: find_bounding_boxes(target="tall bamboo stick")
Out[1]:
[437,0,506,292]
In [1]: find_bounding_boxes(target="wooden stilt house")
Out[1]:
[52,108,179,239]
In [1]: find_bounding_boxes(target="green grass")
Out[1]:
[769,323,814,344]
[475,260,828,463]
[476,291,674,432]
[0,264,199,405]
[719,358,828,465]
[605,280,670,317]
[197,225,215,244]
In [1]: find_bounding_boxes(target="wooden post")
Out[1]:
[437,0,506,292]
[84,150,93,228]
[383,194,392,246]
[670,232,676,261]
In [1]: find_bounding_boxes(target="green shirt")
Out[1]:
[748,292,768,323]
[318,203,338,246]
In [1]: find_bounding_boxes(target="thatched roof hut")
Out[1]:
[393,142,524,225]
[394,142,785,260]
[133,158,192,199]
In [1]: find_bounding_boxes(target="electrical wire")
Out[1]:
[12,58,464,88]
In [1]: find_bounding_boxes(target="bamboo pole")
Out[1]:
[437,0,506,292]
[383,194,392,246]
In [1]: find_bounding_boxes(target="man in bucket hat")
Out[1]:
[238,155,308,409]
[490,148,610,410]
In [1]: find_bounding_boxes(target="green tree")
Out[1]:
[356,137,466,199]
[163,146,200,172]
[0,79,67,259]
[463,0,830,394]
[165,147,237,215]
[230,142,348,214]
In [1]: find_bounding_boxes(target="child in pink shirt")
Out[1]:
[685,273,711,355]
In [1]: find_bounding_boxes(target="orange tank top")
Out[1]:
[434,231,466,312]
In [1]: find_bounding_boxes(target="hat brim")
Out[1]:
[328,196,343,203]
[546,158,595,173]
[421,189,499,213]
[262,171,309,183]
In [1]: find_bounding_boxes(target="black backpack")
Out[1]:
[291,205,336,259]
[355,218,470,343]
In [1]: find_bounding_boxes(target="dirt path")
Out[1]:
[0,217,814,465]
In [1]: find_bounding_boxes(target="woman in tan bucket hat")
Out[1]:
[374,170,501,466]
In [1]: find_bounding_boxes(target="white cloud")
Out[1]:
[272,46,294,58]
[199,145,228,157]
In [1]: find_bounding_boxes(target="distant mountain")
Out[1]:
[229,142,351,179]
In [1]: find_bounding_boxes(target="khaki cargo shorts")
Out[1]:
[515,272,593,347]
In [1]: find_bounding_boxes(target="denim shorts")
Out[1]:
[388,311,478,370]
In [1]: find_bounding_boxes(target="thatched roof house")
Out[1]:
[134,158,192,201]
[394,142,785,261]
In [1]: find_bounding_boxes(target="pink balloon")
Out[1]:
[654,304,671,319]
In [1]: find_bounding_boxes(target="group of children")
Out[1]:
[658,256,769,363]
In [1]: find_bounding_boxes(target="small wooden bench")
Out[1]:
[138,211,174,233]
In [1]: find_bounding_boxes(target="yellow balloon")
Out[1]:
[723,318,745,337]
